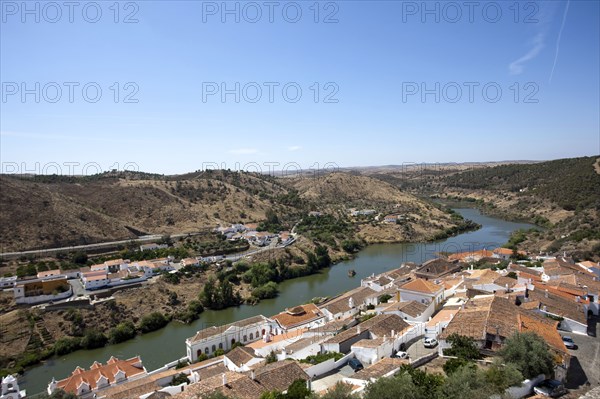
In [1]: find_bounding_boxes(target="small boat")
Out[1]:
[348,269,356,277]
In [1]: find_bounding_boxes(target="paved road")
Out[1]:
[406,339,438,360]
[0,232,206,259]
[565,323,600,389]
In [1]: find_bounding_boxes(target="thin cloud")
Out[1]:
[509,33,545,75]
[549,0,570,83]
[228,148,258,155]
[288,146,302,152]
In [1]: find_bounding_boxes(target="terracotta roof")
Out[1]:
[56,356,145,394]
[321,286,377,316]
[416,258,461,278]
[518,313,567,355]
[271,303,324,329]
[352,357,407,380]
[225,346,257,368]
[381,300,428,317]
[399,278,443,294]
[526,287,587,324]
[448,250,494,262]
[37,269,62,278]
[253,360,309,390]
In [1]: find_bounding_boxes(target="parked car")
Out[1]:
[534,379,568,397]
[423,337,438,348]
[562,336,577,349]
[392,351,409,359]
[348,358,364,372]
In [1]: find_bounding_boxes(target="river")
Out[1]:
[20,208,535,394]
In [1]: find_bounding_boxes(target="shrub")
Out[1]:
[138,312,169,333]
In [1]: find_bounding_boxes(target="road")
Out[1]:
[0,231,207,260]
[565,323,600,389]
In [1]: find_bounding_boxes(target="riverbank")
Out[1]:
[0,208,479,379]
[17,207,536,395]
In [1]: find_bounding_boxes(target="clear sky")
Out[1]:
[1,0,599,175]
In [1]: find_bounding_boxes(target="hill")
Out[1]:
[0,171,465,252]
[367,156,600,259]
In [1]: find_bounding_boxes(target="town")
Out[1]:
[3,246,598,399]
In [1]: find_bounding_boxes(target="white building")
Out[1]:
[186,315,278,362]
[320,286,377,321]
[398,279,444,307]
[1,375,25,399]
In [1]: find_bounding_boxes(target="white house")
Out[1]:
[271,303,326,334]
[47,356,146,398]
[379,300,433,324]
[1,375,25,399]
[223,346,265,372]
[186,315,278,362]
[320,286,377,321]
[398,279,444,307]
[181,258,200,267]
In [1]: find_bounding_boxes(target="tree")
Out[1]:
[80,329,107,349]
[108,321,136,344]
[484,360,523,393]
[378,294,392,303]
[285,379,311,399]
[364,374,421,399]
[39,390,79,399]
[138,312,169,333]
[498,332,554,379]
[441,365,492,399]
[265,350,277,364]
[170,372,190,386]
[444,334,481,360]
[317,382,359,399]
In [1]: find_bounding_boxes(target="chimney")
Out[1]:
[391,329,395,338]
[357,326,361,334]
[222,373,227,386]
[251,370,255,380]
[545,289,548,298]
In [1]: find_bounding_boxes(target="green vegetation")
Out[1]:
[200,277,242,310]
[378,294,392,303]
[108,321,137,344]
[296,214,354,247]
[251,282,279,300]
[443,156,600,211]
[170,372,190,386]
[80,329,108,349]
[299,352,344,365]
[138,312,170,333]
[498,332,554,379]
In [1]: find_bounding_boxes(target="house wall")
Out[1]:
[303,352,354,379]
[15,286,73,304]
[187,320,276,362]
[398,290,436,305]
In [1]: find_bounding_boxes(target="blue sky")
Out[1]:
[1,0,599,175]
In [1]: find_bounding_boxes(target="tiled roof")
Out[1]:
[518,313,567,355]
[321,286,377,316]
[399,278,442,294]
[351,357,407,380]
[253,360,309,391]
[381,300,428,317]
[225,346,257,368]
[526,287,587,324]
[416,258,461,277]
[271,303,324,329]
[56,356,145,394]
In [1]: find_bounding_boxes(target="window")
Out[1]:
[243,335,247,342]
[219,342,223,349]
[231,338,236,345]
[212,345,216,352]
[205,347,209,354]
[250,333,254,340]
[262,329,266,336]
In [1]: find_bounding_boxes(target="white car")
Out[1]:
[423,337,438,348]
[392,351,409,359]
